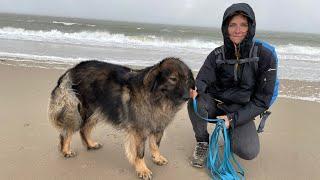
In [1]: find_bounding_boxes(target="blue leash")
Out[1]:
[193,98,245,180]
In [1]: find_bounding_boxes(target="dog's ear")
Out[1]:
[143,65,160,91]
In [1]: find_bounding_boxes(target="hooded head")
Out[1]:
[221,3,256,58]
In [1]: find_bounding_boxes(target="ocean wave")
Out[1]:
[0,51,156,67]
[52,21,79,26]
[160,28,172,32]
[278,54,320,62]
[52,21,96,27]
[276,44,320,56]
[0,27,319,61]
[0,27,219,50]
[0,51,87,63]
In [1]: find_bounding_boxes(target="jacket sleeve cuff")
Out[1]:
[195,80,207,94]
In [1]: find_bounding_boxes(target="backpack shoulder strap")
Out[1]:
[250,44,259,58]
[213,45,223,56]
[214,45,225,67]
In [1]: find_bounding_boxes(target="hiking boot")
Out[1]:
[191,142,209,168]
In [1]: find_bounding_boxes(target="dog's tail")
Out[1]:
[48,71,82,133]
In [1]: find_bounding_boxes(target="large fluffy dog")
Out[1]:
[48,57,195,179]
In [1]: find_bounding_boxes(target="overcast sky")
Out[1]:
[0,0,319,34]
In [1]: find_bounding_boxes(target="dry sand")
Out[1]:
[0,62,319,180]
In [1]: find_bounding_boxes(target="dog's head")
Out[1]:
[143,57,195,104]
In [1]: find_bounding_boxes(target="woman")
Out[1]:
[188,3,277,168]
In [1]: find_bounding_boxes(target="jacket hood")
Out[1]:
[221,3,256,58]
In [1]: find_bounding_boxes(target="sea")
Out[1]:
[0,13,319,103]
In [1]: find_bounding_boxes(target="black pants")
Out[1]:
[187,94,260,160]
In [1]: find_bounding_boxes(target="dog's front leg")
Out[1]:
[125,132,152,180]
[149,131,168,166]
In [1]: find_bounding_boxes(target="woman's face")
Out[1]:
[227,14,249,44]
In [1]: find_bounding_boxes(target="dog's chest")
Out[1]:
[130,101,176,131]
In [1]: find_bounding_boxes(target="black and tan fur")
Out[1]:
[48,57,195,179]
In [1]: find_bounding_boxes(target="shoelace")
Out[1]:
[195,144,208,158]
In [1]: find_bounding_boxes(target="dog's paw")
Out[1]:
[137,168,152,180]
[87,143,103,151]
[63,151,77,158]
[152,155,168,166]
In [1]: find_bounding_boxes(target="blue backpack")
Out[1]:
[254,39,279,132]
[254,39,279,106]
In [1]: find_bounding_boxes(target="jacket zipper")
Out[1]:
[234,44,241,81]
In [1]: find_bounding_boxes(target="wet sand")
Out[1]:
[0,62,319,180]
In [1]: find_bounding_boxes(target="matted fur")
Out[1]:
[48,57,195,179]
[48,72,82,132]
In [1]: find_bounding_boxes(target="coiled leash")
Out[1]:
[193,98,245,180]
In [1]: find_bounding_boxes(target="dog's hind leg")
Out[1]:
[48,72,82,158]
[125,130,152,180]
[149,131,168,166]
[60,129,77,158]
[80,115,102,150]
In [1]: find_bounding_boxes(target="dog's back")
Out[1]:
[49,60,132,131]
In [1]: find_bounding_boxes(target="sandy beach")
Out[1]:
[0,61,319,180]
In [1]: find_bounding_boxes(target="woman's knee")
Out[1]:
[233,143,260,160]
[231,120,260,160]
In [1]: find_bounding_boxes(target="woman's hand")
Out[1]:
[217,115,231,129]
[189,89,198,99]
